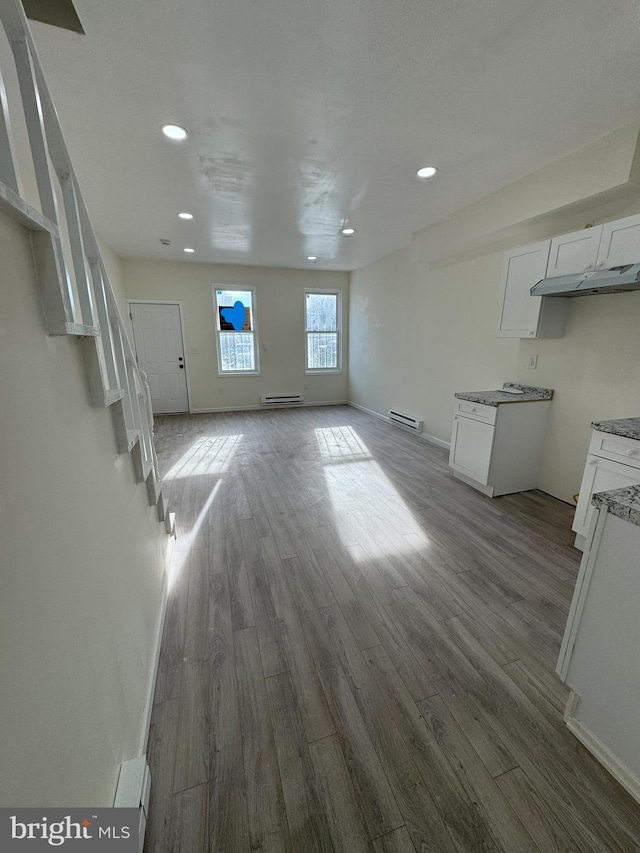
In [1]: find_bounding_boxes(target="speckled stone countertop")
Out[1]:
[592,484,640,527]
[454,383,554,408]
[591,417,640,441]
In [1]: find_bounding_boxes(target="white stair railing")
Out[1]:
[0,0,168,526]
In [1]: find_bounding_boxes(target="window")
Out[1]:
[214,286,259,374]
[305,289,341,373]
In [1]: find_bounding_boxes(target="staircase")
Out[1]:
[0,0,171,533]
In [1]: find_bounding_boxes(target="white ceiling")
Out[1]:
[28,0,640,271]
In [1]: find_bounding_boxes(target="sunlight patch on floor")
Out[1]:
[314,425,373,461]
[165,434,243,589]
[315,425,430,560]
[163,434,243,479]
[167,480,223,590]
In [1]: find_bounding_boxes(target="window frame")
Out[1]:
[304,288,342,375]
[213,284,261,377]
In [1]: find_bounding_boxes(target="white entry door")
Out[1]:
[130,302,189,414]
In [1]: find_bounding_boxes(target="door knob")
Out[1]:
[179,364,184,369]
[178,356,183,361]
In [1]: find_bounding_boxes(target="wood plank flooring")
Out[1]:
[145,405,640,853]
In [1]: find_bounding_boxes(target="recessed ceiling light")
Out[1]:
[416,165,438,180]
[161,123,189,141]
[178,212,194,220]
[184,247,195,253]
[307,255,318,261]
[341,227,355,236]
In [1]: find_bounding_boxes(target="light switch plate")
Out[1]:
[527,355,538,369]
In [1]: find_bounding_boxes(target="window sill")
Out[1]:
[218,370,261,377]
[305,368,343,376]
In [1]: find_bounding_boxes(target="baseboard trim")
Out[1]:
[347,401,450,450]
[139,534,173,755]
[303,399,348,408]
[420,432,450,451]
[347,401,390,423]
[190,400,347,414]
[565,709,640,804]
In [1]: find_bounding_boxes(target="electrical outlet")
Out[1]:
[190,346,200,355]
[527,355,538,369]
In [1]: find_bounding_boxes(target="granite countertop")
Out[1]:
[454,382,554,408]
[591,417,640,441]
[592,484,640,527]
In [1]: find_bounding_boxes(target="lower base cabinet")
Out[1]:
[449,399,551,497]
[450,415,494,485]
[558,507,640,804]
[572,430,640,549]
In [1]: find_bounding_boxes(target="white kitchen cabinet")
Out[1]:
[497,240,568,338]
[572,456,640,544]
[497,212,640,338]
[547,225,603,277]
[450,414,494,484]
[449,397,551,497]
[558,499,640,804]
[572,429,640,549]
[546,212,640,278]
[598,212,640,267]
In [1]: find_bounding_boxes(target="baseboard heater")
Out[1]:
[260,394,304,406]
[388,409,423,433]
[114,756,151,852]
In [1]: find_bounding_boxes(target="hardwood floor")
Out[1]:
[145,405,640,853]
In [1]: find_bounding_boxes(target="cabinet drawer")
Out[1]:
[588,430,640,470]
[454,400,498,424]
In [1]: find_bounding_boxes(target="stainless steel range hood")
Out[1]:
[530,264,640,297]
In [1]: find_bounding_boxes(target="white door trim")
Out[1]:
[127,299,192,414]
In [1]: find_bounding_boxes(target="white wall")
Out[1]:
[122,258,349,412]
[0,213,168,806]
[349,132,640,504]
[350,246,519,426]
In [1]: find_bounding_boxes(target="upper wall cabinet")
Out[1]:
[497,240,568,338]
[598,212,640,267]
[547,225,604,277]
[497,211,640,338]
[547,212,640,277]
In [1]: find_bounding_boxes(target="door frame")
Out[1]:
[127,299,192,414]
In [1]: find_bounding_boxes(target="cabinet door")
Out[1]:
[497,240,551,338]
[450,415,495,485]
[547,225,603,276]
[572,455,640,537]
[597,212,640,268]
